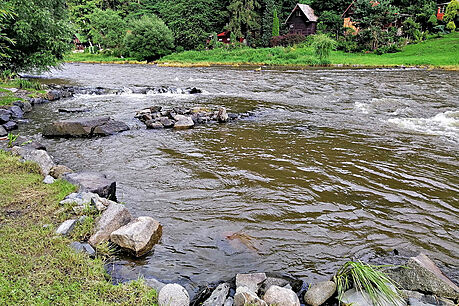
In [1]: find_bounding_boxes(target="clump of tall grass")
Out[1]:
[15,78,42,90]
[334,260,404,306]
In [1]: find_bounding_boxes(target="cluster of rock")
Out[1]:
[0,101,32,136]
[135,106,255,130]
[43,116,129,138]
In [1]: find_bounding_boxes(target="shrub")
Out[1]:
[311,34,336,61]
[374,44,401,55]
[446,21,456,31]
[124,15,174,62]
[270,34,307,47]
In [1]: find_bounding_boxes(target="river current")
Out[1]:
[20,64,458,293]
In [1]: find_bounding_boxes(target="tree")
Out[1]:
[0,3,15,60]
[311,34,336,61]
[124,15,174,61]
[1,0,72,72]
[272,9,280,36]
[443,0,459,25]
[88,9,127,49]
[317,11,343,39]
[228,0,261,40]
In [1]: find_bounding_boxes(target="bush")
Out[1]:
[374,44,401,54]
[311,34,336,61]
[446,21,456,31]
[124,15,174,62]
[270,34,307,47]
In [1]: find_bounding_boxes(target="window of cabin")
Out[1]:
[295,10,301,17]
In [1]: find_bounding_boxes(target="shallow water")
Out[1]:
[20,64,458,292]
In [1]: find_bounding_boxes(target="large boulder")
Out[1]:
[88,203,132,246]
[43,116,129,138]
[110,216,162,257]
[202,283,230,306]
[263,285,300,306]
[388,253,459,300]
[158,283,190,306]
[11,147,55,176]
[63,172,116,200]
[304,281,337,306]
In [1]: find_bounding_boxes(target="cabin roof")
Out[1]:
[285,4,318,23]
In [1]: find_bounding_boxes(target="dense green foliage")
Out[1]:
[0,0,72,72]
[124,15,174,61]
[311,34,336,61]
[88,9,126,49]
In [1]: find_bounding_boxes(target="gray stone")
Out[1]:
[145,120,164,129]
[217,107,229,123]
[43,175,55,184]
[21,140,46,151]
[160,117,174,128]
[70,242,96,256]
[2,121,18,131]
[43,116,129,138]
[63,172,116,200]
[0,125,6,137]
[11,147,55,176]
[47,90,63,101]
[223,297,234,306]
[9,106,23,119]
[49,165,73,179]
[89,203,132,246]
[234,286,267,306]
[173,115,194,129]
[259,276,291,296]
[263,285,300,306]
[388,253,459,300]
[340,287,406,306]
[56,219,77,236]
[22,102,32,113]
[0,109,11,124]
[158,283,190,306]
[236,272,267,293]
[203,283,230,306]
[110,216,162,257]
[401,290,455,306]
[304,281,337,306]
[144,278,166,292]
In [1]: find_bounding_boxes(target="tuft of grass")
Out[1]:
[334,260,403,306]
[0,150,157,304]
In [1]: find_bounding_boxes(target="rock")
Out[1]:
[110,216,162,257]
[58,107,90,113]
[88,203,132,246]
[43,175,55,184]
[217,107,229,123]
[47,90,62,101]
[234,286,267,306]
[263,285,300,306]
[70,242,96,257]
[30,98,49,105]
[236,273,267,293]
[22,102,32,113]
[340,287,406,306]
[304,281,337,306]
[402,290,455,306]
[43,116,129,138]
[259,276,292,296]
[0,109,11,124]
[145,120,164,129]
[202,283,230,306]
[388,253,459,300]
[224,297,234,306]
[158,283,190,306]
[228,113,239,120]
[63,172,116,200]
[150,106,162,113]
[10,106,24,119]
[144,278,166,292]
[173,115,194,129]
[187,87,202,94]
[160,117,174,128]
[21,140,46,151]
[49,165,73,179]
[0,125,6,137]
[12,101,24,109]
[56,219,77,235]
[2,121,18,131]
[11,147,55,176]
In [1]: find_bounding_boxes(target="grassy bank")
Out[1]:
[158,32,459,69]
[0,79,47,107]
[0,150,157,305]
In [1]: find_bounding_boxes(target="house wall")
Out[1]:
[287,11,316,35]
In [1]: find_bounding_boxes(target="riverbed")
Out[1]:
[20,63,458,293]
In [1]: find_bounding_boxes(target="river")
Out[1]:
[20,63,458,293]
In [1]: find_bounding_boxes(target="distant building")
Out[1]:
[213,31,244,44]
[284,4,318,36]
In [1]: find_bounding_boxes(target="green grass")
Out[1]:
[158,32,459,68]
[0,79,46,106]
[64,52,141,64]
[0,150,158,305]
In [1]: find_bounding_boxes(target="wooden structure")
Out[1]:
[436,2,449,20]
[73,34,86,51]
[284,4,318,36]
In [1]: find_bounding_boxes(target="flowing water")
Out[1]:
[20,63,458,292]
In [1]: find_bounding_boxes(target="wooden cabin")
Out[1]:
[285,4,318,36]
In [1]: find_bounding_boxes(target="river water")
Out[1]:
[21,63,458,292]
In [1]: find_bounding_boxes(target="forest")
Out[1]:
[0,0,458,71]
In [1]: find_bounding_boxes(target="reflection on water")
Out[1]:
[20,64,459,292]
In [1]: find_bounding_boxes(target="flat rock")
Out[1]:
[89,203,132,246]
[0,109,11,123]
[70,242,96,256]
[2,121,18,131]
[144,278,166,292]
[158,283,190,306]
[145,120,164,129]
[63,172,116,200]
[11,147,55,176]
[110,216,162,257]
[234,286,267,306]
[49,165,73,179]
[0,125,6,137]
[43,116,128,138]
[173,115,194,129]
[10,106,23,119]
[236,272,267,293]
[160,117,174,128]
[202,283,230,306]
[388,253,459,300]
[340,287,406,306]
[56,219,77,236]
[263,285,300,306]
[304,281,337,306]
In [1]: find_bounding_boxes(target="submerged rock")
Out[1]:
[43,116,129,138]
[110,216,162,257]
[158,283,190,306]
[63,172,116,200]
[304,281,337,306]
[89,203,132,246]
